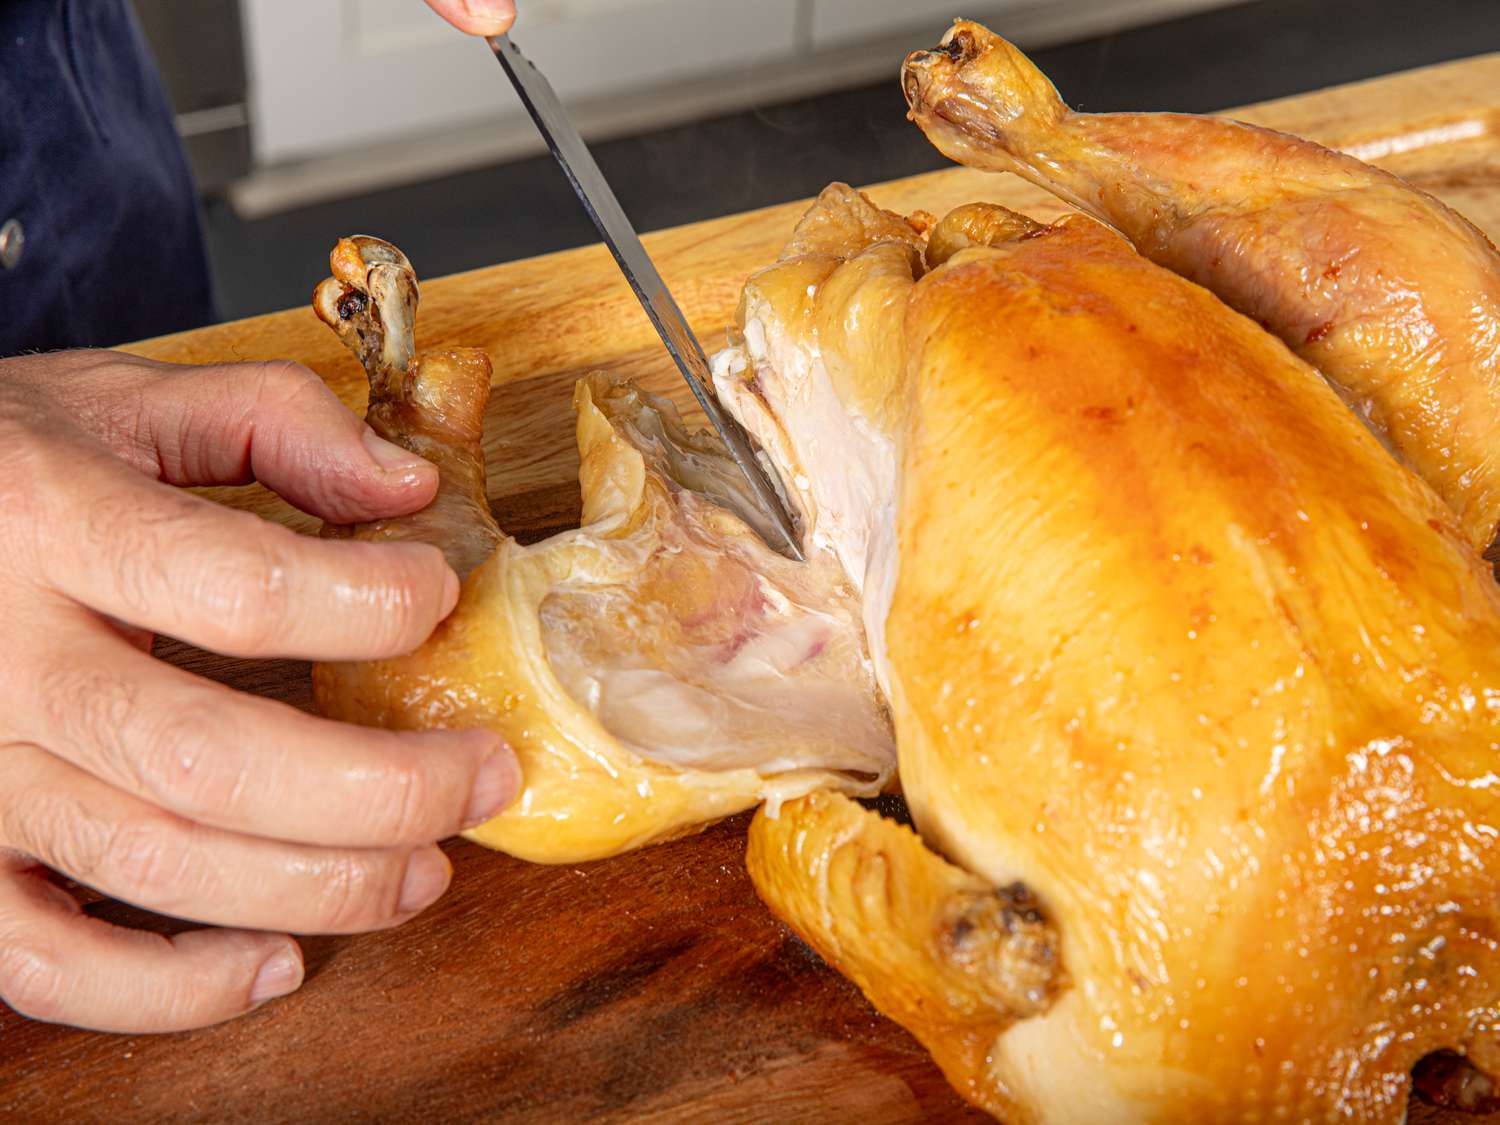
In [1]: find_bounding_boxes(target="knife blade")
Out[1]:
[488,34,804,561]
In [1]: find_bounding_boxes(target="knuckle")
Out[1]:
[318,467,383,518]
[4,784,112,885]
[254,360,326,410]
[0,941,67,1024]
[194,522,295,656]
[315,853,379,932]
[32,657,146,792]
[105,818,195,909]
[365,756,435,843]
[139,706,243,819]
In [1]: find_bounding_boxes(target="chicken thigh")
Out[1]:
[733,198,1500,1120]
[903,21,1500,556]
[309,236,893,863]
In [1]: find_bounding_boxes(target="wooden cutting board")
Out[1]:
[5,53,1500,1124]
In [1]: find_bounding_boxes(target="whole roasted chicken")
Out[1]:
[308,28,1500,1120]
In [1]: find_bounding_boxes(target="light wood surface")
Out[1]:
[4,52,1500,1124]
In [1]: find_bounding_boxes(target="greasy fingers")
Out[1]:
[0,749,455,932]
[1,353,463,662]
[129,359,443,524]
[0,350,441,525]
[10,623,518,847]
[0,346,510,1034]
[423,0,516,36]
[22,441,461,661]
[0,856,303,1033]
[0,347,520,850]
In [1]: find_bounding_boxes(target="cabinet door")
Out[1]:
[809,0,1026,49]
[241,0,799,164]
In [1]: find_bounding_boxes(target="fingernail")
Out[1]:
[250,946,304,1007]
[462,0,516,35]
[464,744,519,828]
[361,426,432,479]
[398,847,452,914]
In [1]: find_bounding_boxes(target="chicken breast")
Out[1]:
[310,236,893,863]
[740,204,1500,1121]
[902,20,1500,558]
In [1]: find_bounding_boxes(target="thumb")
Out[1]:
[136,358,442,524]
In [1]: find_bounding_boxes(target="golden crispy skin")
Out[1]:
[903,21,1500,554]
[748,791,1061,1121]
[751,213,1500,1122]
[924,201,1043,270]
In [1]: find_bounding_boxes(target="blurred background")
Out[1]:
[134,0,1499,321]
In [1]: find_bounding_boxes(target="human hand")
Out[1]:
[0,350,519,1033]
[424,0,516,36]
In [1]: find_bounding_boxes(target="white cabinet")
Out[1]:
[811,0,1248,51]
[241,0,799,164]
[810,0,1026,50]
[234,0,1246,212]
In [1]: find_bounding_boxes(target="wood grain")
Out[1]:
[5,52,1500,1123]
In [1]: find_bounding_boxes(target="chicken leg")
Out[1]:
[903,21,1500,556]
[312,235,501,577]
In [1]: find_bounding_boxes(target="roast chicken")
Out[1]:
[306,34,1500,1119]
[741,189,1500,1123]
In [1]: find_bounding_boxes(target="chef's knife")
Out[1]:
[488,34,804,561]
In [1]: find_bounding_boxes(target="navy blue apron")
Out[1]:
[0,0,217,356]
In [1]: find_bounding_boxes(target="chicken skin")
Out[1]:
[309,236,893,863]
[305,174,1500,1113]
[903,21,1500,556]
[729,193,1500,1121]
